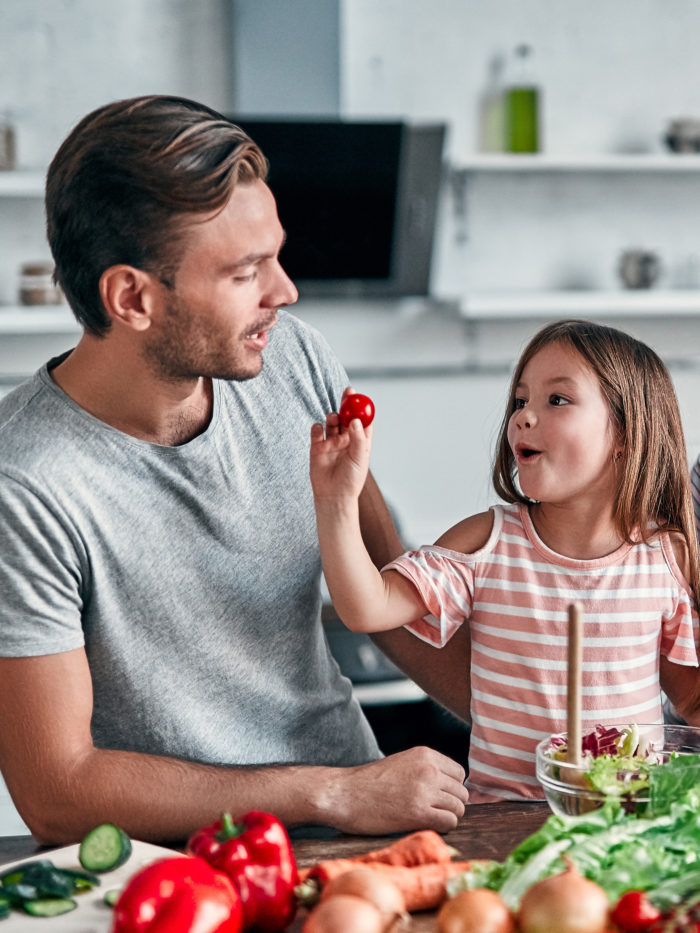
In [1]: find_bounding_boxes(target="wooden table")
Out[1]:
[0,800,551,931]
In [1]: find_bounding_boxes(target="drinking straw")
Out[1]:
[567,602,583,767]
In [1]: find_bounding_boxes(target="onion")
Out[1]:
[437,888,516,933]
[321,868,406,929]
[517,859,610,933]
[302,894,386,933]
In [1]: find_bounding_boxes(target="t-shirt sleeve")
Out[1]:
[0,473,85,657]
[661,585,699,667]
[383,547,475,647]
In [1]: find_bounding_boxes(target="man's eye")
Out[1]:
[550,394,569,406]
[234,272,256,283]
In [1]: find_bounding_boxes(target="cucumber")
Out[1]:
[0,892,10,920]
[103,888,122,907]
[79,823,132,872]
[23,898,78,918]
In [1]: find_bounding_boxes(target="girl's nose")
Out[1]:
[515,405,536,429]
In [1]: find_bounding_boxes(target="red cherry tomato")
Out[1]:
[611,890,662,933]
[338,393,375,429]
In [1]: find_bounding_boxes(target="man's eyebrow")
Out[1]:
[220,231,288,273]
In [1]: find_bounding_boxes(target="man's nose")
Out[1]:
[266,261,299,309]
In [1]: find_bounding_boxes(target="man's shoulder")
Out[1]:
[0,374,49,443]
[0,370,76,478]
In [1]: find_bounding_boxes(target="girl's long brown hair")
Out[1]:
[492,319,700,608]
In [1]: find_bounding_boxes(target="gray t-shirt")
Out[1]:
[0,311,380,767]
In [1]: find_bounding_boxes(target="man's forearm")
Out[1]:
[371,625,472,725]
[23,746,347,845]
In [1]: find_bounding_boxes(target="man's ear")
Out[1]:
[99,265,161,332]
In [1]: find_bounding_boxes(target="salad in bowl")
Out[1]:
[536,723,700,816]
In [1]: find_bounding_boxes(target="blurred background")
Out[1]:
[2,0,700,832]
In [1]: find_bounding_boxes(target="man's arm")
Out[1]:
[0,647,467,845]
[358,472,472,724]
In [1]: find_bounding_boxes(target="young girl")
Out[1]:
[310,319,700,803]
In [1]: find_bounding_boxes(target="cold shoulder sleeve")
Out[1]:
[661,586,699,667]
[383,546,477,647]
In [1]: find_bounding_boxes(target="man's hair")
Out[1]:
[46,95,268,335]
[492,319,700,607]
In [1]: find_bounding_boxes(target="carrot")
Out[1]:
[303,860,478,913]
[354,830,459,867]
[298,829,461,885]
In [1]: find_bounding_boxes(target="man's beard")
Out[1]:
[141,292,265,383]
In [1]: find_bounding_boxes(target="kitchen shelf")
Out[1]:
[0,170,45,196]
[453,153,700,174]
[460,289,700,319]
[0,305,78,333]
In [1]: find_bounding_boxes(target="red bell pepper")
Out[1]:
[111,855,243,933]
[187,811,299,932]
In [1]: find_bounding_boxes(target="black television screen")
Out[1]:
[235,118,446,298]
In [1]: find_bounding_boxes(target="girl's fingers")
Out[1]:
[310,422,325,444]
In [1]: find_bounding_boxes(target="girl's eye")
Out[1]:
[514,398,526,410]
[550,394,569,406]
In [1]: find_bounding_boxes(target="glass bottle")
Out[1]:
[479,53,506,153]
[506,44,540,153]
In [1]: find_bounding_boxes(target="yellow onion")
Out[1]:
[302,894,386,933]
[437,888,516,933]
[517,859,610,933]
[320,868,406,929]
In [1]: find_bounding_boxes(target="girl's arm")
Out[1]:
[310,414,427,633]
[660,532,700,725]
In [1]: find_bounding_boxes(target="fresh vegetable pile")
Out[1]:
[297,829,473,931]
[447,786,700,932]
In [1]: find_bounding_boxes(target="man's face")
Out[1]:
[143,179,298,382]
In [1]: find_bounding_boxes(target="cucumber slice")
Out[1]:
[14,863,74,899]
[2,882,39,904]
[79,823,132,872]
[0,859,54,887]
[104,888,122,907]
[0,892,10,920]
[23,898,78,918]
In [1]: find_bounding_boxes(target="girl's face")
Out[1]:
[507,341,621,506]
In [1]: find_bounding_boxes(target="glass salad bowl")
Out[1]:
[535,723,700,817]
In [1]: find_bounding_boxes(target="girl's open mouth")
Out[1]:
[515,444,541,461]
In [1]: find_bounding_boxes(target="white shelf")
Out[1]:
[0,170,45,196]
[460,289,700,319]
[0,305,79,333]
[454,154,700,173]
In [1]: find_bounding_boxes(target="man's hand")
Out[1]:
[317,747,469,835]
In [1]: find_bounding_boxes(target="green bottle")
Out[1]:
[506,44,540,153]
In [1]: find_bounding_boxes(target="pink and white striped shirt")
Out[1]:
[385,503,699,803]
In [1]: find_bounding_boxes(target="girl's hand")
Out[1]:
[309,407,373,503]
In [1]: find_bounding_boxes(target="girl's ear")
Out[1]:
[98,265,159,332]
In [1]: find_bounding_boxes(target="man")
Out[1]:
[0,96,469,845]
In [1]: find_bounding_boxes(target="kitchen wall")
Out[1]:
[1,0,700,832]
